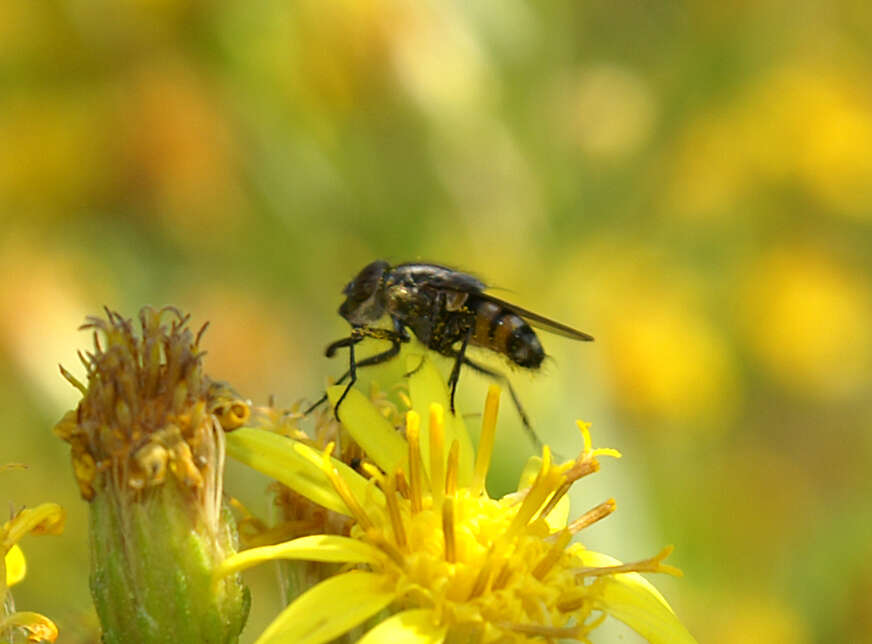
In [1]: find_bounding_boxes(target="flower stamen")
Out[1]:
[575,546,682,578]
[539,459,599,520]
[442,497,456,563]
[366,530,405,568]
[507,450,563,538]
[320,444,374,531]
[429,404,445,507]
[492,556,514,590]
[568,499,617,535]
[532,529,573,580]
[471,385,500,496]
[466,545,498,600]
[383,473,407,550]
[406,411,424,514]
[445,441,459,497]
[498,621,581,639]
[577,420,622,461]
[394,468,410,500]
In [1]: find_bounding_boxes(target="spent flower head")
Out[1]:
[54,307,250,642]
[222,354,697,644]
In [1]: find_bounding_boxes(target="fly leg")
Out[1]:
[333,337,359,422]
[302,334,366,415]
[323,324,407,358]
[458,356,542,452]
[446,328,472,416]
[324,334,364,358]
[402,356,426,378]
[306,340,403,410]
[305,322,409,419]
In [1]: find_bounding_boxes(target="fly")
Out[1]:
[307,260,593,447]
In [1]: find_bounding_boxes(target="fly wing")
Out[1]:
[478,293,594,341]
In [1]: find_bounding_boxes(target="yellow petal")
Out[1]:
[255,571,398,644]
[578,550,698,644]
[226,428,383,516]
[0,611,59,642]
[1,503,65,549]
[216,535,381,579]
[326,386,409,476]
[5,544,26,587]
[406,355,474,486]
[357,609,446,644]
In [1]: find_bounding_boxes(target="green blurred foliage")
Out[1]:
[1,0,871,642]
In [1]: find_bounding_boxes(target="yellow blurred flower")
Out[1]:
[248,0,407,123]
[609,300,736,428]
[223,357,695,643]
[778,65,872,218]
[0,94,108,215]
[665,63,872,220]
[709,594,810,644]
[118,60,245,235]
[550,64,656,161]
[739,246,872,400]
[568,244,740,432]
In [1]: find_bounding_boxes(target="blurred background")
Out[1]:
[2,0,871,641]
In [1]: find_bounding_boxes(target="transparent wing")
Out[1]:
[479,293,594,342]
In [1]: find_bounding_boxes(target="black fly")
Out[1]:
[307,261,593,447]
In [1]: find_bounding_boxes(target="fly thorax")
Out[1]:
[444,291,469,312]
[385,284,418,316]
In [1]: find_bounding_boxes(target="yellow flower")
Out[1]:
[222,357,696,644]
[0,464,65,643]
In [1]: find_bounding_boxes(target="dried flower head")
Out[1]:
[54,307,250,642]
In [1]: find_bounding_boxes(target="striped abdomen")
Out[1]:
[470,298,544,369]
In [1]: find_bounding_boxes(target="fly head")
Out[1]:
[338,260,390,325]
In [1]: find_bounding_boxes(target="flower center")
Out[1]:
[319,387,634,637]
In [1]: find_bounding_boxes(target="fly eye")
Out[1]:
[344,261,388,301]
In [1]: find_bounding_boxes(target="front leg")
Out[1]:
[333,337,358,422]
[325,325,408,358]
[334,323,409,420]
[306,321,410,418]
[325,334,363,358]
